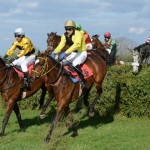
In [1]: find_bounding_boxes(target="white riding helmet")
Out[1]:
[14,28,25,36]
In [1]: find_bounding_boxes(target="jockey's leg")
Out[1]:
[20,72,31,91]
[74,65,87,90]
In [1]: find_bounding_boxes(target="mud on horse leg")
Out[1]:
[44,109,63,142]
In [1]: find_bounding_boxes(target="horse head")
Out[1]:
[91,34,100,49]
[131,44,150,75]
[46,32,61,54]
[131,48,141,75]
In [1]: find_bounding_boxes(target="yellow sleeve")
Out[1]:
[54,35,66,53]
[6,41,17,56]
[18,38,33,57]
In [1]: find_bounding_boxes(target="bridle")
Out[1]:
[31,56,63,86]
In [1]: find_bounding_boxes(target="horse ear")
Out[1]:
[47,33,49,36]
[37,50,41,56]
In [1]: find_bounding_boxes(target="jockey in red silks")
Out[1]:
[76,23,93,51]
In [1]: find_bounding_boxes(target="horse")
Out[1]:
[91,34,108,61]
[30,49,107,142]
[0,57,52,137]
[47,32,70,55]
[131,43,150,75]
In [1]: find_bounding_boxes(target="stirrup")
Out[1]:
[81,82,87,91]
[20,83,31,91]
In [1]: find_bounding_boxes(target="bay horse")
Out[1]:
[0,57,52,137]
[47,32,70,55]
[30,50,107,142]
[131,44,150,75]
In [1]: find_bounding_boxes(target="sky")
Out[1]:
[0,0,150,56]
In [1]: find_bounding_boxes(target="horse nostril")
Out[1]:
[132,72,138,75]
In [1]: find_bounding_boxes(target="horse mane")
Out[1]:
[0,57,6,66]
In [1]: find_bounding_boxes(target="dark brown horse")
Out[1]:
[0,57,52,137]
[30,50,107,142]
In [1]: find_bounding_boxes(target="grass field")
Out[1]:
[0,107,150,150]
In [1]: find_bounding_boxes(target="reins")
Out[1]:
[32,56,63,86]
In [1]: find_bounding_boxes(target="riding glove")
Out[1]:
[51,52,56,59]
[60,52,66,60]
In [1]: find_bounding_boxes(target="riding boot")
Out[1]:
[74,65,87,90]
[20,72,31,91]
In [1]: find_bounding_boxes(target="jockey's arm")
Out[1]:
[65,35,81,54]
[17,39,33,57]
[54,35,66,53]
[6,42,17,56]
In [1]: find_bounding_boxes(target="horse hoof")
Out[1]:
[18,128,25,132]
[40,113,46,119]
[89,111,95,117]
[71,131,78,137]
[44,137,50,143]
[0,133,4,138]
[84,101,89,107]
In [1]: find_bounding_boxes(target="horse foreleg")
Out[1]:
[83,86,92,107]
[89,86,102,117]
[0,100,15,136]
[44,109,63,142]
[13,103,25,132]
[40,96,54,119]
[38,87,47,109]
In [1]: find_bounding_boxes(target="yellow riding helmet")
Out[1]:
[64,20,76,28]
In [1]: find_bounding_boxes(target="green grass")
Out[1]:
[0,107,150,150]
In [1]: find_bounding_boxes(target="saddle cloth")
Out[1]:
[64,64,93,83]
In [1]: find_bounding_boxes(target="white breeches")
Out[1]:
[61,51,87,66]
[12,55,36,72]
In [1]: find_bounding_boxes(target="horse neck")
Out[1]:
[97,40,104,49]
[55,35,61,46]
[47,57,63,82]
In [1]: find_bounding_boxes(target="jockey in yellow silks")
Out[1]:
[52,20,87,90]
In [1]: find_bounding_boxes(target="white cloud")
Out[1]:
[18,2,39,8]
[128,27,145,35]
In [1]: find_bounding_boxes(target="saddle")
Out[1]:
[13,64,34,78]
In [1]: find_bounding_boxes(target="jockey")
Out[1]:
[75,23,93,50]
[4,28,36,90]
[103,32,117,65]
[52,20,87,90]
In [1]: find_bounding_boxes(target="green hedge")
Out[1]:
[0,64,150,117]
[96,64,150,117]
